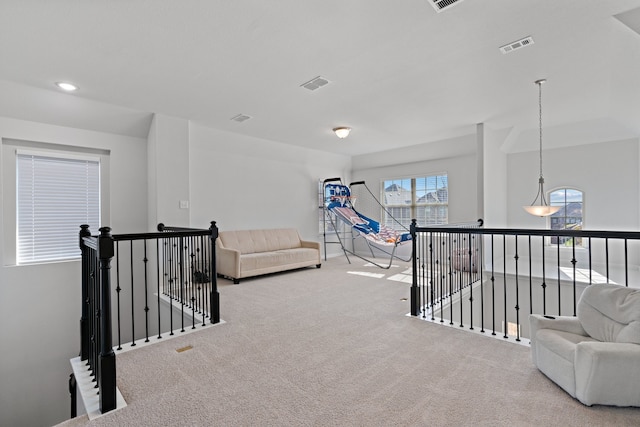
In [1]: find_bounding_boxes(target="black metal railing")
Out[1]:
[410,219,484,317]
[410,220,640,343]
[77,222,219,415]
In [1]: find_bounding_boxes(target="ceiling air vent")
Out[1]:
[300,76,330,91]
[429,0,465,13]
[230,114,251,123]
[499,36,535,54]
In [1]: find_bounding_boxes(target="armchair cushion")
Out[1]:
[577,284,640,344]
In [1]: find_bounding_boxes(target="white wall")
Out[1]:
[352,147,478,225]
[482,126,510,228]
[0,117,147,427]
[147,114,191,229]
[188,123,352,244]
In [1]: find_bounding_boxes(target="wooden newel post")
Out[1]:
[79,224,92,361]
[410,219,420,316]
[209,221,220,324]
[97,227,117,413]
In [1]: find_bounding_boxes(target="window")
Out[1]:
[382,174,448,230]
[16,152,100,264]
[549,188,583,246]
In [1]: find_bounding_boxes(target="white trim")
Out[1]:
[16,148,101,163]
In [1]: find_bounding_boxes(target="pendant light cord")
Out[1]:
[538,80,543,180]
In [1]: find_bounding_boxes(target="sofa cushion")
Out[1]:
[577,283,640,344]
[219,229,302,254]
[240,248,319,273]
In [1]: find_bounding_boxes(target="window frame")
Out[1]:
[380,173,448,230]
[547,187,584,248]
[2,139,110,266]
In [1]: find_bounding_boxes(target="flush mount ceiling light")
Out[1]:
[523,79,561,217]
[333,127,351,139]
[55,82,78,91]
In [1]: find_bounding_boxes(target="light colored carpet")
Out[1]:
[59,257,640,426]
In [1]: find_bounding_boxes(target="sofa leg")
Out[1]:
[316,264,321,268]
[233,278,240,284]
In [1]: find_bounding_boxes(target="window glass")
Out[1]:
[382,174,448,229]
[17,153,100,264]
[549,188,583,246]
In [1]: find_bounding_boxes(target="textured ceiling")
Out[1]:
[1,0,640,157]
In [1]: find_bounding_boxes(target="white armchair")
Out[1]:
[529,283,640,407]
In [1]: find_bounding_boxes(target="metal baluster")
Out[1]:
[479,231,485,334]
[143,239,150,343]
[430,231,435,320]
[542,236,547,315]
[557,238,561,316]
[503,235,507,339]
[115,243,122,351]
[624,239,629,287]
[130,240,136,347]
[468,232,474,331]
[514,235,520,342]
[528,236,533,315]
[491,234,496,336]
[571,239,577,316]
[169,237,176,335]
[190,236,196,330]
[179,236,186,333]
[605,238,610,284]
[156,239,162,339]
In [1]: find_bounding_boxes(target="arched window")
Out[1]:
[549,188,583,246]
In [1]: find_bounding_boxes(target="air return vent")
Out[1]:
[499,36,535,54]
[300,76,330,91]
[230,114,252,123]
[429,0,465,13]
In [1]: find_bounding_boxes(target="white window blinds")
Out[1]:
[17,153,100,264]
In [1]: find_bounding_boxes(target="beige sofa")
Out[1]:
[216,228,321,284]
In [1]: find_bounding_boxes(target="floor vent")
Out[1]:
[499,36,535,54]
[301,76,330,91]
[231,114,252,123]
[429,0,465,13]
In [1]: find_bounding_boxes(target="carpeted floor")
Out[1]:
[59,257,640,426]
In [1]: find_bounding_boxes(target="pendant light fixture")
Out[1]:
[523,79,561,217]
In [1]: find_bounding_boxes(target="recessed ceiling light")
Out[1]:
[56,82,78,91]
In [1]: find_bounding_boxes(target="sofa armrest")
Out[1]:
[575,341,640,406]
[216,238,241,279]
[300,240,320,250]
[300,239,321,265]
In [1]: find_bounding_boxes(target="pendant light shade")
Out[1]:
[523,79,560,217]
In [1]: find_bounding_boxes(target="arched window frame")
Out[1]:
[547,187,584,247]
